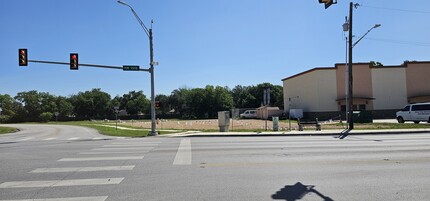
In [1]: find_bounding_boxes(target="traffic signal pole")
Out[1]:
[149,28,157,136]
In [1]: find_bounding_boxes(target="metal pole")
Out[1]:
[348,2,354,130]
[149,28,158,136]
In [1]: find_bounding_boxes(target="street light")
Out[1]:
[352,24,381,48]
[118,1,158,136]
[343,2,380,130]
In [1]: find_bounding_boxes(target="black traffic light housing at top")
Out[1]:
[318,0,336,9]
[70,53,78,70]
[19,49,28,66]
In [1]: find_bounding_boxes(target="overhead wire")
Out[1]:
[358,4,430,47]
[363,37,430,47]
[360,5,430,14]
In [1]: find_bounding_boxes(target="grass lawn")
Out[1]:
[51,121,180,137]
[0,126,18,134]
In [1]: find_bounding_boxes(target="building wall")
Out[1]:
[336,64,373,100]
[335,63,374,110]
[282,61,430,119]
[406,62,430,99]
[371,67,407,110]
[284,69,337,113]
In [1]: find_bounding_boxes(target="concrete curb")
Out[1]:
[162,129,430,137]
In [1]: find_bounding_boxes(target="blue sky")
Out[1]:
[1,0,430,98]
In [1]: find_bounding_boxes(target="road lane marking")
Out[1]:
[58,156,144,162]
[103,144,159,147]
[30,166,135,173]
[173,139,192,165]
[0,178,124,188]
[0,196,108,201]
[79,151,149,155]
[67,137,79,140]
[17,137,34,141]
[43,137,56,141]
[91,147,154,151]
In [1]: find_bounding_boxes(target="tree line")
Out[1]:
[0,83,283,123]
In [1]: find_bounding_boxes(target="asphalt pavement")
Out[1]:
[1,124,430,201]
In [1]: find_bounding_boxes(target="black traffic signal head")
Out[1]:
[70,53,78,70]
[19,49,28,66]
[155,101,161,109]
[318,0,336,9]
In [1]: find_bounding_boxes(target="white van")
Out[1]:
[240,110,257,119]
[396,102,430,124]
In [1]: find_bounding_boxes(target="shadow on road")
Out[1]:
[337,129,351,139]
[272,182,334,201]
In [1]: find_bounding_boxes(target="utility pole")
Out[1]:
[347,2,354,130]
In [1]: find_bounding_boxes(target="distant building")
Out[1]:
[282,61,430,119]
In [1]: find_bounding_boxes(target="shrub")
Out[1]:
[39,112,53,122]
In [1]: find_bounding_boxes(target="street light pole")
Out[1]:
[348,2,354,130]
[149,28,157,136]
[345,2,380,130]
[118,1,157,136]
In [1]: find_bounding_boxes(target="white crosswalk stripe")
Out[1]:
[0,178,124,188]
[30,166,135,173]
[58,156,144,162]
[173,139,192,165]
[0,137,161,200]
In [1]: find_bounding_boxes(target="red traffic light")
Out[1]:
[19,49,28,66]
[70,53,78,70]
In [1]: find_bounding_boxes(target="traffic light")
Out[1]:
[318,0,335,9]
[70,53,78,70]
[155,101,161,109]
[19,49,28,66]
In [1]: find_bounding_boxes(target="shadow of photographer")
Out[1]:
[272,182,334,201]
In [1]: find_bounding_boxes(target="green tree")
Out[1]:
[168,88,190,116]
[231,85,256,108]
[122,91,150,116]
[211,86,234,117]
[14,91,58,121]
[56,96,73,117]
[0,94,24,122]
[155,94,170,114]
[70,88,112,118]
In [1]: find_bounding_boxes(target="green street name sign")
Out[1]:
[123,65,140,71]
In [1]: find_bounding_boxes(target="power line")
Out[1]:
[364,37,430,47]
[361,5,430,14]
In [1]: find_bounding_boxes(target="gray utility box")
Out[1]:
[218,111,230,132]
[272,116,279,131]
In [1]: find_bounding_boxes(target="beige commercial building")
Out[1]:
[282,61,430,119]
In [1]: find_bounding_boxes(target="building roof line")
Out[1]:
[282,60,430,81]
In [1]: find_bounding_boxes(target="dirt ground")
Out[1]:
[118,119,345,131]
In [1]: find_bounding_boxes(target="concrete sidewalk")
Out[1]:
[163,128,430,137]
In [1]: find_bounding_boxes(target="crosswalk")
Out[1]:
[0,138,163,201]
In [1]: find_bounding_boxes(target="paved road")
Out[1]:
[1,125,430,201]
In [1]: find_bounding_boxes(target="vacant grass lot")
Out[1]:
[114,119,430,131]
[52,121,179,137]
